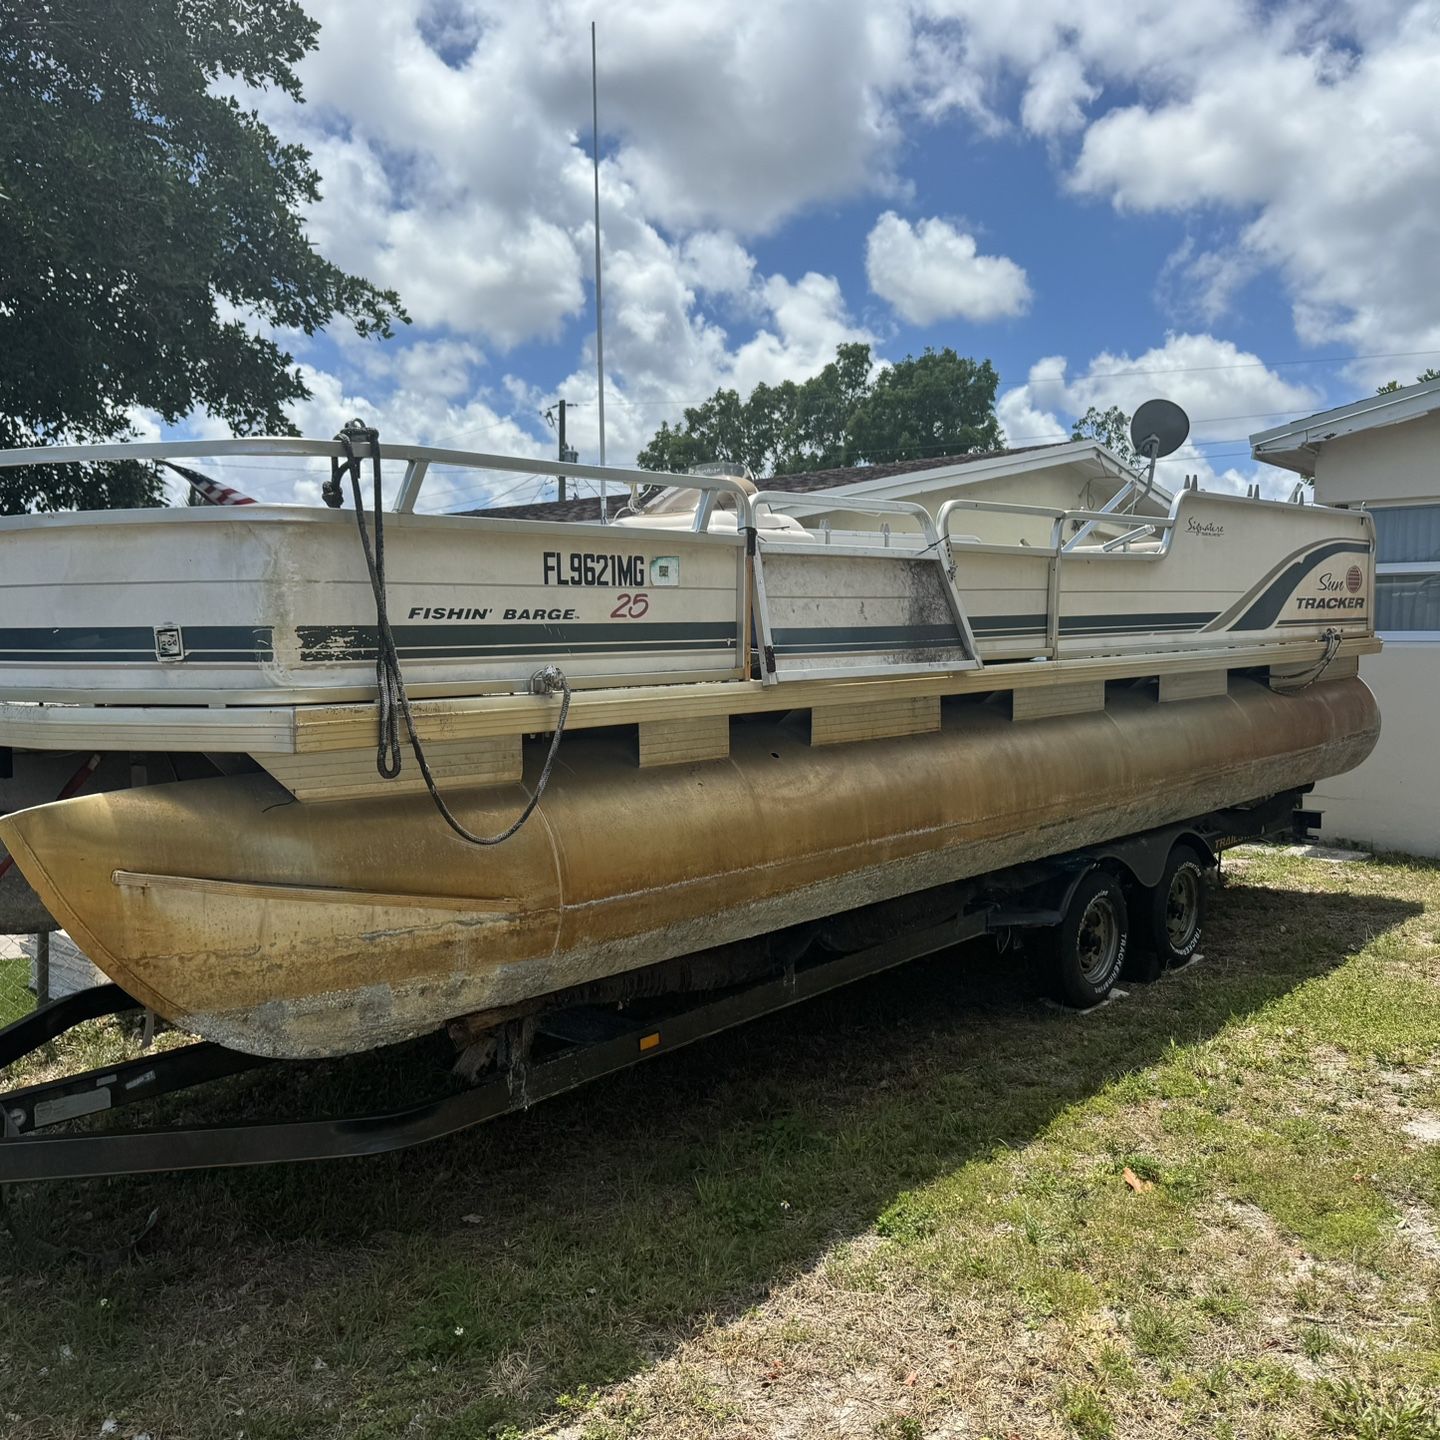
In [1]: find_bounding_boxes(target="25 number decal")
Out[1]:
[610,592,650,619]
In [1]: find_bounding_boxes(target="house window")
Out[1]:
[1372,504,1440,636]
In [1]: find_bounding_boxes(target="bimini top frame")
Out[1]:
[0,437,759,533]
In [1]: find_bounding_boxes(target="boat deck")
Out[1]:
[0,434,1379,800]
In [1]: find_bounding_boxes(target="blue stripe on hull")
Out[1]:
[0,626,274,663]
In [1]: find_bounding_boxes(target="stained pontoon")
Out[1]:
[0,421,1380,1058]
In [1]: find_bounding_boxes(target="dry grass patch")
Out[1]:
[1,849,1439,1438]
[552,852,1440,1439]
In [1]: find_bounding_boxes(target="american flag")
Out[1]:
[162,462,257,506]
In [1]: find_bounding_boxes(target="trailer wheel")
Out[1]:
[1045,870,1129,1008]
[1140,845,1208,965]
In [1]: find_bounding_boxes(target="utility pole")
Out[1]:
[557,399,578,502]
[544,400,579,503]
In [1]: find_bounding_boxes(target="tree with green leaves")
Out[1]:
[637,344,1003,476]
[0,0,408,514]
[637,343,875,477]
[845,349,1001,464]
[1376,367,1440,395]
[1070,404,1137,465]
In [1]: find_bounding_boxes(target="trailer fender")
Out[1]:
[1084,823,1216,891]
[982,827,1216,938]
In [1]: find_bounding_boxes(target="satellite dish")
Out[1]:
[1129,399,1190,460]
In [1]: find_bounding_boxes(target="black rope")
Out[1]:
[1271,626,1344,693]
[330,419,570,846]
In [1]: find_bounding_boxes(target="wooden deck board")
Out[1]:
[0,636,1381,757]
[289,636,1380,752]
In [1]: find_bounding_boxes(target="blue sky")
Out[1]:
[172,0,1440,509]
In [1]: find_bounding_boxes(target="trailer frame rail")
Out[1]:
[0,792,1316,1186]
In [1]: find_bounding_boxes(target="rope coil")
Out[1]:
[330,419,570,845]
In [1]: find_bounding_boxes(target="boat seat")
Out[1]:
[614,506,814,539]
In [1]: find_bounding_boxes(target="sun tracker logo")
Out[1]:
[1297,570,1367,611]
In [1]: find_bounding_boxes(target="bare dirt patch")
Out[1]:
[1403,1113,1440,1144]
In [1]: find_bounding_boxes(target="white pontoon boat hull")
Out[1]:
[0,676,1379,1058]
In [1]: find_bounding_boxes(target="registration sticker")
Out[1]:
[154,625,185,662]
[650,556,680,587]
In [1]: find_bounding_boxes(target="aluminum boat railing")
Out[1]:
[0,437,761,534]
[0,439,1377,691]
[936,492,1375,663]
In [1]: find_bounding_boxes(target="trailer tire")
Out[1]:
[1044,869,1129,1008]
[1139,844,1208,965]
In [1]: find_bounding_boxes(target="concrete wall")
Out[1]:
[1311,646,1440,855]
[1306,412,1440,855]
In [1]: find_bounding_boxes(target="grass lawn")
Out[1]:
[0,954,32,1026]
[0,846,1437,1439]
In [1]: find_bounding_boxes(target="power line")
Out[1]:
[424,470,550,510]
[1033,346,1440,381]
[558,347,1440,411]
[143,336,1425,495]
[139,342,1440,490]
[137,415,1277,500]
[426,412,532,447]
[558,345,1440,416]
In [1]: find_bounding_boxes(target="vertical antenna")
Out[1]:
[591,20,608,522]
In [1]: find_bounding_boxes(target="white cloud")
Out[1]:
[678,233,757,301]
[1155,239,1259,327]
[995,386,1068,449]
[182,0,926,477]
[1057,5,1440,355]
[909,0,1254,131]
[742,274,865,382]
[1052,334,1320,443]
[200,0,934,470]
[1020,50,1099,138]
[541,266,875,469]
[382,209,586,347]
[895,2,1440,360]
[249,0,924,345]
[1166,446,1257,498]
[995,334,1320,495]
[162,341,548,510]
[179,0,1440,491]
[591,1,915,233]
[865,212,1031,325]
[292,353,550,510]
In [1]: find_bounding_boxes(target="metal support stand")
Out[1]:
[33,931,49,1007]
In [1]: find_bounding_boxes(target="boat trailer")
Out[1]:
[0,794,1314,1186]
